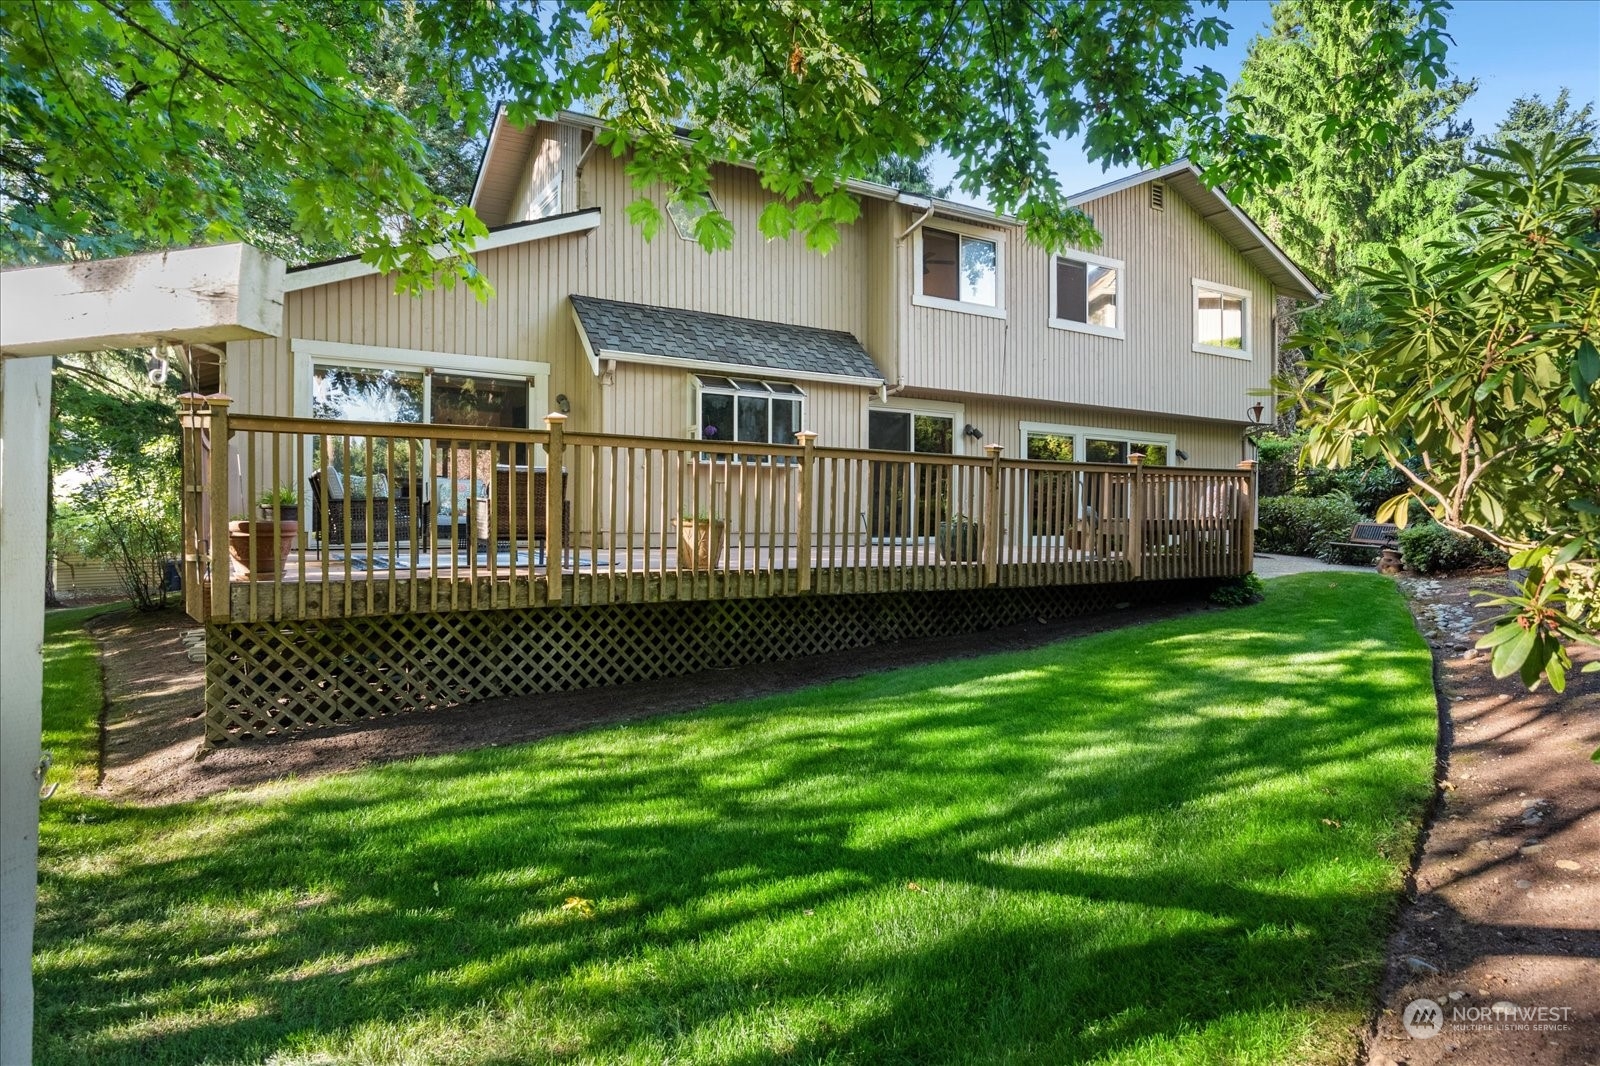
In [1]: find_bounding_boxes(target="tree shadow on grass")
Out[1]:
[37,574,1441,1064]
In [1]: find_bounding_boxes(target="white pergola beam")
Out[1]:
[1,243,283,357]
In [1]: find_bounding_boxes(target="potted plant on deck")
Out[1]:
[256,486,300,524]
[230,496,299,580]
[678,509,726,570]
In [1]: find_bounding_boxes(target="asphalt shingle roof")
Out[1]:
[569,295,883,382]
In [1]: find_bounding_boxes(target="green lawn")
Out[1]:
[36,574,1436,1065]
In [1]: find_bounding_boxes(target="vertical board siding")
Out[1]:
[899,186,1277,425]
[225,126,1280,514]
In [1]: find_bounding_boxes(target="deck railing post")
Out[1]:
[1127,452,1146,579]
[206,394,233,621]
[1236,459,1257,573]
[794,430,818,593]
[983,443,1004,586]
[178,393,208,620]
[544,412,568,604]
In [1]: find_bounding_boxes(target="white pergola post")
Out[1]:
[0,355,52,1064]
[0,243,283,1064]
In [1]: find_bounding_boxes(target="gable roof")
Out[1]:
[473,111,1321,303]
[1068,162,1321,302]
[569,295,884,386]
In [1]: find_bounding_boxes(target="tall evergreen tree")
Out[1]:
[1229,0,1475,287]
[1474,89,1597,162]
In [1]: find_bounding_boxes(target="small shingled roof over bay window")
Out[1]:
[568,295,885,386]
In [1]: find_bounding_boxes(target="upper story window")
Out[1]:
[914,224,1004,318]
[1050,250,1124,339]
[1193,279,1250,359]
[695,375,804,447]
[668,191,717,241]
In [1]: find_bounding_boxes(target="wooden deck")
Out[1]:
[183,400,1256,623]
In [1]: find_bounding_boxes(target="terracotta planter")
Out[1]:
[228,520,298,580]
[678,518,726,570]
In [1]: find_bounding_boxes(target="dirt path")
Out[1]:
[1365,573,1600,1066]
[92,596,1214,805]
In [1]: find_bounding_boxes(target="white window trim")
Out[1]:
[1048,249,1126,340]
[1191,278,1252,360]
[667,189,719,242]
[292,340,550,421]
[912,219,1007,320]
[1018,421,1178,464]
[863,397,968,455]
[691,372,806,454]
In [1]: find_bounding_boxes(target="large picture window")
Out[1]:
[1193,279,1250,358]
[696,375,804,448]
[915,224,1003,317]
[1050,251,1123,338]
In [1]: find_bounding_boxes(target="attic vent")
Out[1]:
[1150,182,1166,212]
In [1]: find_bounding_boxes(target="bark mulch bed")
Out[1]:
[1364,572,1599,1066]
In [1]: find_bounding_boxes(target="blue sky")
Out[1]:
[929,0,1600,202]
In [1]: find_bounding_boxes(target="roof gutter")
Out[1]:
[895,193,935,242]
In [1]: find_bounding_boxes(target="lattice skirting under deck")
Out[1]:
[204,579,1217,744]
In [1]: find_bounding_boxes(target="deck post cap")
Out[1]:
[545,412,569,424]
[1129,452,1146,466]
[984,443,1004,456]
[1237,459,1257,470]
[794,430,819,443]
[206,393,233,406]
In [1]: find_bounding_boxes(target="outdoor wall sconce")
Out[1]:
[1175,449,1190,463]
[555,394,572,414]
[963,423,983,440]
[1247,401,1265,424]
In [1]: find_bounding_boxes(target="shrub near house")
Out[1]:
[1256,493,1363,561]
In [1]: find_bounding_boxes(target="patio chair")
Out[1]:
[307,469,431,548]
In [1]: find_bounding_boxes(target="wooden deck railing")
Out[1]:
[180,397,1257,622]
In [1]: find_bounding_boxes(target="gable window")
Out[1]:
[915,224,1004,317]
[1050,251,1124,338]
[1193,280,1250,358]
[667,191,717,241]
[695,375,804,448]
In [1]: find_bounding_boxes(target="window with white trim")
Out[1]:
[695,375,804,447]
[1050,251,1123,337]
[915,224,1003,316]
[668,191,718,241]
[866,408,955,455]
[1192,280,1250,358]
[1021,424,1174,467]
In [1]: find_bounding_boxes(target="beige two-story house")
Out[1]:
[228,108,1312,480]
[222,109,1317,535]
[196,110,1320,741]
